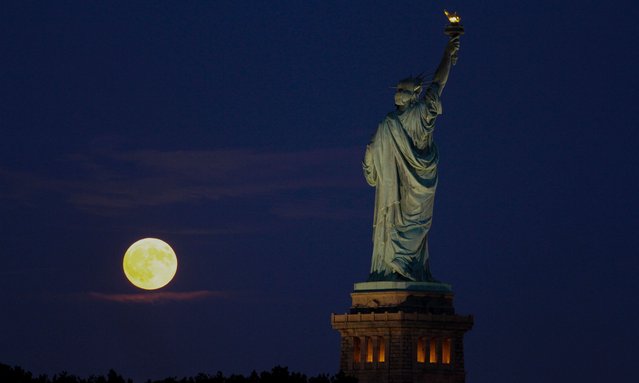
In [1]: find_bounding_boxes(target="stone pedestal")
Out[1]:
[331,282,473,383]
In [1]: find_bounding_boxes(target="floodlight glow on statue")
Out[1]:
[363,12,463,282]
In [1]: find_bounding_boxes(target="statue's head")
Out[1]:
[394,76,423,108]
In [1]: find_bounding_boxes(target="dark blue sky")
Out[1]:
[1,1,638,382]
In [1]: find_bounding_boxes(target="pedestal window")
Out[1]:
[377,337,386,363]
[366,337,374,363]
[442,338,452,364]
[353,337,362,363]
[417,337,427,363]
[429,337,438,363]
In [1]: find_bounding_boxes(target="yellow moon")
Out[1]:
[122,238,178,290]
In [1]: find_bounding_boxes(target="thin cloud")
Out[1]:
[1,147,364,215]
[131,226,264,236]
[87,290,228,304]
[271,200,369,220]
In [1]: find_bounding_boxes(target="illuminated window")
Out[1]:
[378,337,386,362]
[353,337,361,363]
[429,338,438,363]
[366,337,374,363]
[417,337,426,363]
[442,338,452,364]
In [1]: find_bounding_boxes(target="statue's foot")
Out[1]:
[423,271,440,283]
[426,275,440,283]
[389,259,416,281]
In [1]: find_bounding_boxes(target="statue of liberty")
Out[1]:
[363,35,460,282]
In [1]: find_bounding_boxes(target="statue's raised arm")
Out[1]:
[431,36,460,96]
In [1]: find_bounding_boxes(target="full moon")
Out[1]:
[123,238,178,290]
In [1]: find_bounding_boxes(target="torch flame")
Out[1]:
[444,10,461,24]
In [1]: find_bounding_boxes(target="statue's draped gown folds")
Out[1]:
[363,83,442,282]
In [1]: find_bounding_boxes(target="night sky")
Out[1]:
[1,1,638,382]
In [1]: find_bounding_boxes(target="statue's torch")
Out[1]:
[444,10,464,65]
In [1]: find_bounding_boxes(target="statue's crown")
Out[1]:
[393,74,425,95]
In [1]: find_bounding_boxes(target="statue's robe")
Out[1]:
[363,84,442,281]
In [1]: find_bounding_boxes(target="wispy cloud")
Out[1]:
[86,290,228,304]
[270,199,369,220]
[128,225,263,236]
[1,147,364,215]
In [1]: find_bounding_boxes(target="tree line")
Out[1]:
[0,364,357,383]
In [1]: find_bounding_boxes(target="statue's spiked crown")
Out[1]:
[393,74,426,97]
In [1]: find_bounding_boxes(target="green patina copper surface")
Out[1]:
[363,36,460,282]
